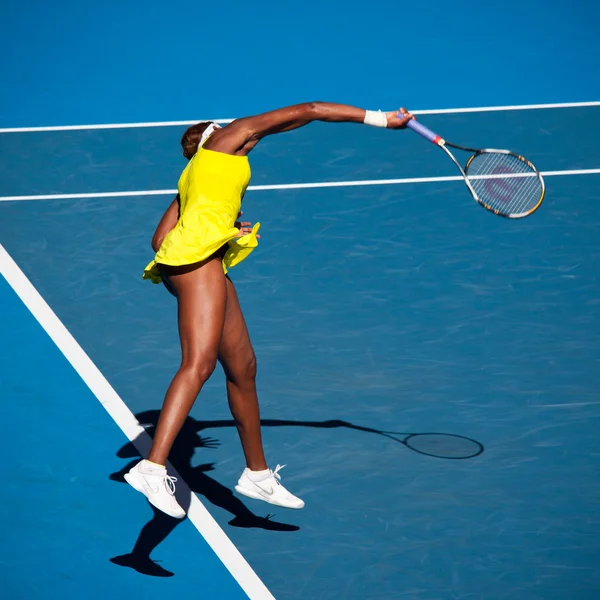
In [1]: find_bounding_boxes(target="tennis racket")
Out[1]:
[406,118,545,218]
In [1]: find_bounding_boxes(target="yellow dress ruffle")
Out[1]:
[143,223,260,282]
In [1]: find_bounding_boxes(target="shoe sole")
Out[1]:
[124,472,186,519]
[235,484,304,510]
[124,472,144,493]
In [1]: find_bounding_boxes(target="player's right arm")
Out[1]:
[206,103,413,156]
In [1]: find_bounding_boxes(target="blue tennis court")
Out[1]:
[1,2,600,599]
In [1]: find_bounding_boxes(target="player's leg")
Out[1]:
[218,276,304,509]
[125,257,227,518]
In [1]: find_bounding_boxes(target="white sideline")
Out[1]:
[0,242,275,600]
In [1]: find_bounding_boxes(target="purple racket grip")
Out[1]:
[406,119,441,144]
[398,113,442,144]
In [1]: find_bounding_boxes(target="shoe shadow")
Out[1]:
[109,505,177,577]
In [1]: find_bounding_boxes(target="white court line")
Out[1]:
[1,168,599,203]
[0,101,598,133]
[0,242,275,600]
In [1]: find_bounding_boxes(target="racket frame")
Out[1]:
[406,119,545,218]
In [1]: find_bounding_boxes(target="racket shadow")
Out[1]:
[284,419,485,460]
[377,430,483,459]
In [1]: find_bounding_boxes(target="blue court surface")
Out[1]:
[2,2,600,600]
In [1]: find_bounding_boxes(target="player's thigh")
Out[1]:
[163,258,228,369]
[218,276,256,382]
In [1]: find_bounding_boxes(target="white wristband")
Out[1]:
[364,110,387,128]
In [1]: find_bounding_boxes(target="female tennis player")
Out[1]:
[125,102,414,518]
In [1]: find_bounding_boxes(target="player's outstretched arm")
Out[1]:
[206,102,413,155]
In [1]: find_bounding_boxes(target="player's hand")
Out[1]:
[235,211,260,237]
[386,108,414,129]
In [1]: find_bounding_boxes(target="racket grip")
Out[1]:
[405,119,442,144]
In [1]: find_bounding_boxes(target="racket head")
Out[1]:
[464,149,545,218]
[402,433,484,459]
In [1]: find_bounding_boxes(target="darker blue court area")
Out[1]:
[1,105,600,599]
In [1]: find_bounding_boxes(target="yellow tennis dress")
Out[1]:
[143,147,260,284]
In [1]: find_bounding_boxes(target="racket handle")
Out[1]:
[405,118,444,145]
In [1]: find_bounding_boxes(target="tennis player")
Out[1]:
[125,102,414,518]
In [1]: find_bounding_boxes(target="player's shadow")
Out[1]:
[109,410,301,577]
[109,411,484,576]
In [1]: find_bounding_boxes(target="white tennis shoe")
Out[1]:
[235,464,305,509]
[124,460,186,519]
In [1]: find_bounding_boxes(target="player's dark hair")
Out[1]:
[180,122,212,159]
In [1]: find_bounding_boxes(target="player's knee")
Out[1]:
[227,352,257,385]
[245,352,257,381]
[183,356,218,387]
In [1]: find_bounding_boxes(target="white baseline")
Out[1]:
[0,101,598,133]
[1,168,599,203]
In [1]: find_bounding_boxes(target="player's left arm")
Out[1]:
[151,195,180,252]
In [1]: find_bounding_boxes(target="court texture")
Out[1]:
[1,1,599,599]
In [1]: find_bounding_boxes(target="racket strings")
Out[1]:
[466,152,543,217]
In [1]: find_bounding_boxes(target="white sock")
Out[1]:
[247,468,270,482]
[142,459,166,474]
